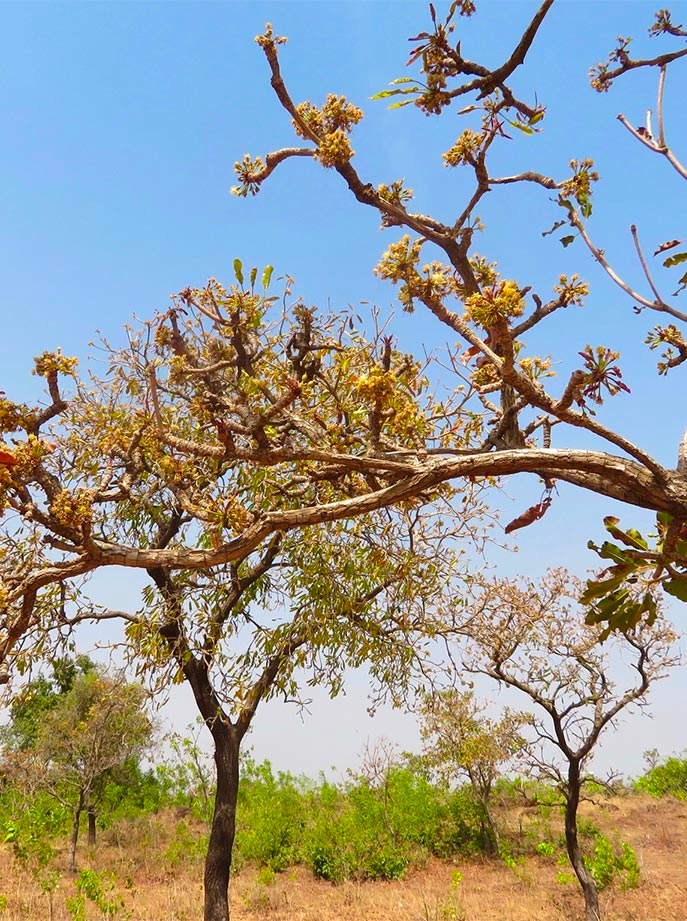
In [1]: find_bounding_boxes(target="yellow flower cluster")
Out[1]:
[554,274,589,306]
[231,154,266,197]
[560,159,599,206]
[317,130,355,168]
[50,489,93,529]
[443,130,484,167]
[293,95,363,167]
[354,368,396,403]
[254,23,287,50]
[519,356,554,381]
[375,236,422,283]
[463,281,525,329]
[471,364,500,389]
[33,349,78,378]
[0,399,34,434]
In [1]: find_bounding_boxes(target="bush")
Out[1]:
[635,753,687,800]
[585,834,640,891]
[234,759,307,872]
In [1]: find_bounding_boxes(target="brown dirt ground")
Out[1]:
[0,794,685,921]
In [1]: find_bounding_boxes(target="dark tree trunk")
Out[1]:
[69,791,84,873]
[87,808,97,846]
[565,762,601,921]
[178,652,246,921]
[203,722,241,921]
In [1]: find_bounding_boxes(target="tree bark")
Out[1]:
[479,795,500,857]
[178,653,244,921]
[565,762,601,921]
[87,808,96,846]
[69,791,84,873]
[203,720,241,921]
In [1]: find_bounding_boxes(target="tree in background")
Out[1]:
[418,690,526,855]
[453,568,679,920]
[0,654,96,752]
[2,668,152,871]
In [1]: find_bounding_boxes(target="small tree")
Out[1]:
[419,689,525,855]
[3,669,153,871]
[454,568,679,921]
[0,654,96,752]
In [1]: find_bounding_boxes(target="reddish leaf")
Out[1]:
[0,449,17,465]
[654,239,684,256]
[504,496,552,535]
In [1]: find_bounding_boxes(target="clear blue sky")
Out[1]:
[2,0,686,777]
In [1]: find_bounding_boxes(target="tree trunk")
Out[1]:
[203,721,241,921]
[565,762,601,921]
[479,796,500,857]
[69,791,84,873]
[87,808,96,846]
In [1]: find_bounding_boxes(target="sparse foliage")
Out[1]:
[453,568,679,920]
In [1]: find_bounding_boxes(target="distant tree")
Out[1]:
[454,568,679,921]
[418,689,525,855]
[0,654,96,752]
[2,669,153,872]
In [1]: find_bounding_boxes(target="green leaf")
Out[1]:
[663,251,687,268]
[372,85,421,100]
[262,265,274,290]
[603,517,648,550]
[663,577,687,602]
[508,119,534,135]
[594,541,635,566]
[249,266,257,290]
[580,571,629,604]
[560,235,576,248]
[233,259,244,286]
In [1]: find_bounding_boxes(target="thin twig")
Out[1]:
[630,224,664,305]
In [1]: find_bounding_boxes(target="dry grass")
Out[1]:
[0,795,685,921]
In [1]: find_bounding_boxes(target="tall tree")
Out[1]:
[0,274,477,920]
[452,568,679,921]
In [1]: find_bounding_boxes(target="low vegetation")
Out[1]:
[1,744,686,920]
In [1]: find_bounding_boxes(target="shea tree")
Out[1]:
[452,568,679,920]
[236,3,687,627]
[1,3,687,914]
[0,278,476,921]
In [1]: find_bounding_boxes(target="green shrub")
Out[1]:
[635,754,687,800]
[583,832,640,891]
[234,759,307,871]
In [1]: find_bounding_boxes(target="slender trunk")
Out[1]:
[204,722,241,921]
[565,762,601,921]
[69,791,84,873]
[87,808,96,846]
[479,796,500,857]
